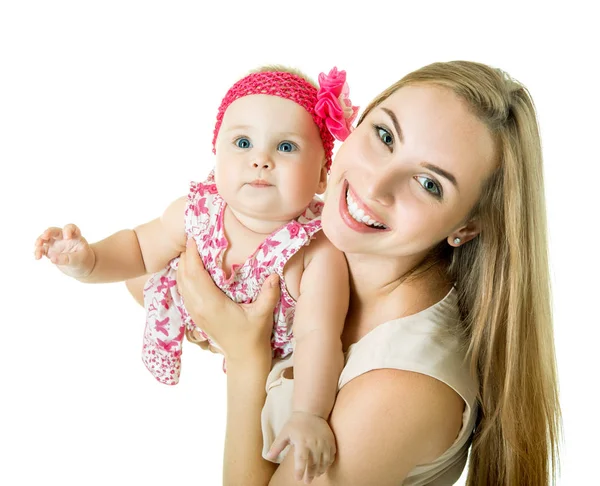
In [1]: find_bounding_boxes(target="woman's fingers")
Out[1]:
[182,237,204,273]
[176,251,187,293]
[247,273,280,319]
[177,237,275,361]
[177,238,235,333]
[180,238,222,304]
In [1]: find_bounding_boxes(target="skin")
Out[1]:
[34,92,349,482]
[176,84,498,485]
[215,94,327,233]
[213,95,348,479]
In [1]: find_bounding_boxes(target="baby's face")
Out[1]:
[214,94,326,225]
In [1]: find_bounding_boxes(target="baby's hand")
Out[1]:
[34,224,96,279]
[266,411,336,484]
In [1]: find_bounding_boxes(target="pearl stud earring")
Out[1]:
[453,237,461,245]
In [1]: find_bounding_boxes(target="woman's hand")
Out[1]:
[176,237,280,365]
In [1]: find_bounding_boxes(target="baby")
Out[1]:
[34,65,357,479]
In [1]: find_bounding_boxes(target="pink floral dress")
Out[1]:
[141,172,324,385]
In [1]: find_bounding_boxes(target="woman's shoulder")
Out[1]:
[270,366,465,485]
[338,367,465,464]
[340,286,477,406]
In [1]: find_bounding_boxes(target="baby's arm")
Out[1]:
[35,197,187,283]
[292,233,348,419]
[266,232,349,481]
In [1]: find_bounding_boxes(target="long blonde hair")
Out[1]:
[359,61,561,485]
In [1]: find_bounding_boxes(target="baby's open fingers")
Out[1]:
[40,227,63,242]
[302,449,319,484]
[293,444,308,482]
[34,227,63,259]
[294,445,312,483]
[315,445,336,478]
[266,432,290,462]
[33,241,49,260]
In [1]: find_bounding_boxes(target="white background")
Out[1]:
[1,1,598,484]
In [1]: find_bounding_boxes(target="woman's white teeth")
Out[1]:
[346,190,386,228]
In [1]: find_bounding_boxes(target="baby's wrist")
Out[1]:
[75,247,97,281]
[83,247,97,276]
[291,409,329,421]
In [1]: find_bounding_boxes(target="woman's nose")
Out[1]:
[365,167,396,207]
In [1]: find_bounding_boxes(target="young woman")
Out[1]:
[176,60,561,485]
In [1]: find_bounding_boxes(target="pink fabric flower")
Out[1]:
[315,67,359,141]
[288,221,301,238]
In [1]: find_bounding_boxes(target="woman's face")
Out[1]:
[321,84,497,258]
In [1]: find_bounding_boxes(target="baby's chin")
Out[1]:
[236,206,304,223]
[227,205,301,232]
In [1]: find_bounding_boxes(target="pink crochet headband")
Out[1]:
[212,67,359,171]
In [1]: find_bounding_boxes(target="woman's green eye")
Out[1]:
[377,126,393,146]
[416,176,442,197]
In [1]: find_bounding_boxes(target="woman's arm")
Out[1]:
[176,239,465,486]
[176,237,281,485]
[269,369,465,486]
[224,356,277,485]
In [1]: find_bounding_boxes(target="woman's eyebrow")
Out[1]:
[381,108,404,143]
[381,107,459,190]
[420,162,459,190]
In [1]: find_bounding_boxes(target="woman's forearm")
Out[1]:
[223,357,276,486]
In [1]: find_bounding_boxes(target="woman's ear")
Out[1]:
[447,219,481,247]
[316,165,328,195]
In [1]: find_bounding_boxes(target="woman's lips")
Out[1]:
[346,184,387,228]
[339,180,388,233]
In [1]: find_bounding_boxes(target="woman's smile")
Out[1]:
[338,180,390,233]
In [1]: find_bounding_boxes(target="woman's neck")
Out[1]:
[344,252,429,304]
[343,252,450,331]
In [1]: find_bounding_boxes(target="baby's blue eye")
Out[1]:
[278,141,297,153]
[235,138,252,149]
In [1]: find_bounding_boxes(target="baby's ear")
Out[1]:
[316,165,328,195]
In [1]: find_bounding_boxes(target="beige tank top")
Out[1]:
[261,287,479,485]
